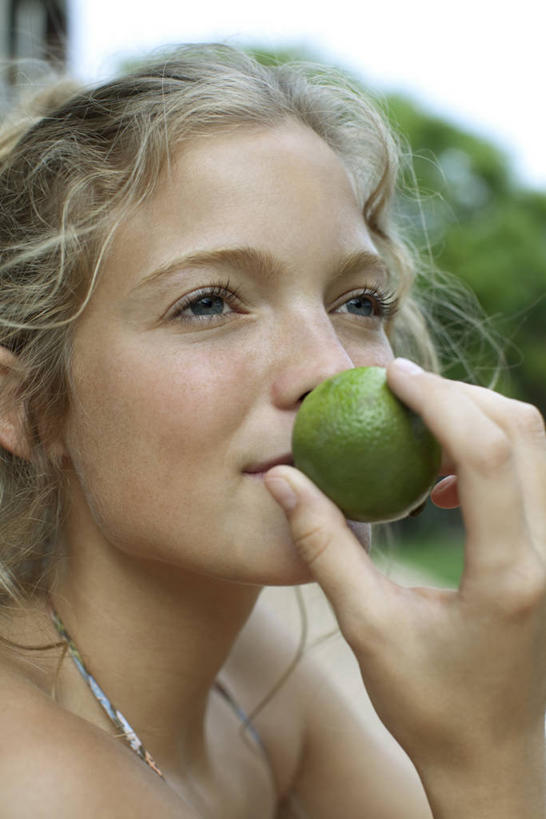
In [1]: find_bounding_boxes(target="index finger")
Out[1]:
[264,465,394,641]
[386,360,531,573]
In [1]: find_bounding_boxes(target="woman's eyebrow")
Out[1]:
[133,245,390,293]
[333,250,390,283]
[133,247,285,292]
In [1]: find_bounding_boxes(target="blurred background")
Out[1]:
[1,0,545,588]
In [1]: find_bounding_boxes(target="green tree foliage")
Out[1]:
[383,94,546,412]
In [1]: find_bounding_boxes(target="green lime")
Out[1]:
[292,366,441,522]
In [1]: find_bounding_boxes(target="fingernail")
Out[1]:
[264,475,298,511]
[393,357,424,375]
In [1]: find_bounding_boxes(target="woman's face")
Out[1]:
[62,122,395,585]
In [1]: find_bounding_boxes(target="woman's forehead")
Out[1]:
[99,123,369,294]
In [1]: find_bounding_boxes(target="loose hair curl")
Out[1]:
[0,43,438,603]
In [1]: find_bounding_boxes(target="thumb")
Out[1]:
[264,465,390,635]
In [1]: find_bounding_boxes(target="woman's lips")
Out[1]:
[244,453,294,476]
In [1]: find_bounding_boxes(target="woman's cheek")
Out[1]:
[343,332,394,370]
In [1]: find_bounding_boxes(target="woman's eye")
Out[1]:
[186,294,227,317]
[170,284,239,323]
[336,287,398,320]
[343,295,375,317]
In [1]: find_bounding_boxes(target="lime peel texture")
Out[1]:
[292,366,442,523]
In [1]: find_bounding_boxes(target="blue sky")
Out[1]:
[69,0,545,189]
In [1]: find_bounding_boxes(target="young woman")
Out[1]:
[0,45,544,818]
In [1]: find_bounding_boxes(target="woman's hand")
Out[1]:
[265,358,545,818]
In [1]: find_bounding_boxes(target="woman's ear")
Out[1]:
[0,346,31,461]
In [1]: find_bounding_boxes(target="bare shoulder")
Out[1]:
[0,666,186,819]
[227,589,432,818]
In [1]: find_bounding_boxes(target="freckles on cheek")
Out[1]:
[68,338,258,480]
[126,346,256,444]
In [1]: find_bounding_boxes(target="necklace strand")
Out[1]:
[48,604,165,779]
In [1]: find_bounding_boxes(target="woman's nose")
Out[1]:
[270,316,355,409]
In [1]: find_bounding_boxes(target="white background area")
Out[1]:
[68,0,545,189]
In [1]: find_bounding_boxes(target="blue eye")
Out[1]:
[171,281,240,323]
[344,295,375,316]
[188,294,226,317]
[337,286,399,320]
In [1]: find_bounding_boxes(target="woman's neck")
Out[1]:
[49,527,262,776]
